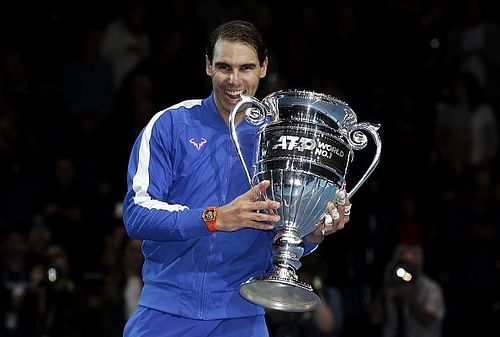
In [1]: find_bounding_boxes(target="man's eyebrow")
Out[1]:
[214,62,257,68]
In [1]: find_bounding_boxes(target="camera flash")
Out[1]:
[396,267,413,282]
[47,267,58,283]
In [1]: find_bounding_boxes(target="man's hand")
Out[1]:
[306,190,351,243]
[216,180,281,231]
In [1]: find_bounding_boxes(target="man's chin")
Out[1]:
[225,98,242,111]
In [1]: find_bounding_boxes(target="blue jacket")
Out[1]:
[123,93,317,320]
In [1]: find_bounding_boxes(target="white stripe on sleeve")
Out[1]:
[132,100,202,211]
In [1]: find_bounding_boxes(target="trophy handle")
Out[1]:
[229,95,272,188]
[344,122,382,199]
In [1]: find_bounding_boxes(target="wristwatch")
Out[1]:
[202,207,218,232]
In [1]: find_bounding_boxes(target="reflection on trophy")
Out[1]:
[229,90,382,312]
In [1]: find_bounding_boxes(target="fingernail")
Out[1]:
[331,208,340,221]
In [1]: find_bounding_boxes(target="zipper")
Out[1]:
[198,124,249,318]
[198,130,232,319]
[198,232,216,319]
[221,128,234,204]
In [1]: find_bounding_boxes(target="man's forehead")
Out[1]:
[213,39,258,62]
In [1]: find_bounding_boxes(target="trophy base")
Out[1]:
[240,276,321,312]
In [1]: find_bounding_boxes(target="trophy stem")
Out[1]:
[239,227,321,312]
[272,227,304,274]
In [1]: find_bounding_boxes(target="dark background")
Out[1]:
[0,0,499,336]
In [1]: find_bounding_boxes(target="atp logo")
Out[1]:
[189,138,207,150]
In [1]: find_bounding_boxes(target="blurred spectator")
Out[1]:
[369,244,445,337]
[369,190,427,322]
[100,225,128,273]
[443,0,500,106]
[99,0,151,91]
[434,71,498,167]
[382,88,432,185]
[63,23,114,131]
[25,215,53,267]
[0,49,31,109]
[0,92,38,225]
[104,71,155,188]
[440,165,498,336]
[397,192,424,247]
[117,72,155,139]
[0,229,29,336]
[319,4,370,103]
[280,6,323,88]
[99,237,143,337]
[41,155,88,271]
[17,245,85,337]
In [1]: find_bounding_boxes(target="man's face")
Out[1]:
[206,39,267,120]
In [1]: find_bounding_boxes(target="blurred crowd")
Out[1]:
[0,0,499,336]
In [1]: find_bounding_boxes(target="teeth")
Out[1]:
[226,90,244,96]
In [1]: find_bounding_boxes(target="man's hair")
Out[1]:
[206,20,267,65]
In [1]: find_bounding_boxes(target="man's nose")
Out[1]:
[229,70,240,83]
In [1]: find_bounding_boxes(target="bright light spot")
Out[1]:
[402,272,413,282]
[396,267,406,277]
[396,267,413,282]
[47,267,58,282]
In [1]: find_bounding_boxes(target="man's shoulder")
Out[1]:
[166,99,204,113]
[146,98,211,135]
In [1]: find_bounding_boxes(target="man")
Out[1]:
[122,20,350,337]
[370,244,445,337]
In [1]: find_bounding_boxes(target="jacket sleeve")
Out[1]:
[303,239,319,255]
[122,112,211,241]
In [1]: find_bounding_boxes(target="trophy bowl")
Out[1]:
[229,89,381,312]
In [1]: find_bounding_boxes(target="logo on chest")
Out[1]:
[189,138,207,150]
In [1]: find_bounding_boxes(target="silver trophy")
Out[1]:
[229,89,381,312]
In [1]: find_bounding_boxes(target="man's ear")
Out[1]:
[205,55,212,76]
[260,56,269,78]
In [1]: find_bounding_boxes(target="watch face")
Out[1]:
[203,209,216,221]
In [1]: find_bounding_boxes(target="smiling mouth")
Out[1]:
[226,90,245,100]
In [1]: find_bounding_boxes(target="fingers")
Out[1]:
[336,200,351,230]
[246,181,280,225]
[319,194,352,236]
[217,180,281,232]
[244,180,280,214]
[232,207,280,231]
[335,189,347,205]
[251,206,281,223]
[321,202,340,235]
[247,180,271,201]
[343,204,351,216]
